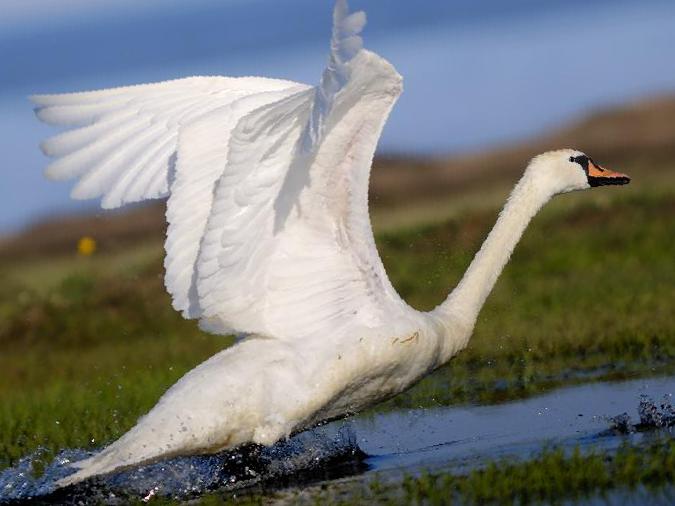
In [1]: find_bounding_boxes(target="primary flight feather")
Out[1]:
[30,0,630,487]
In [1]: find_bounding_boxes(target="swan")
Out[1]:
[30,0,630,488]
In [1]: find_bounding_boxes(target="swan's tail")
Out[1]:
[54,422,181,488]
[53,339,285,488]
[56,451,121,488]
[55,431,153,488]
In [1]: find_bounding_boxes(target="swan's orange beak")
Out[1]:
[587,160,630,187]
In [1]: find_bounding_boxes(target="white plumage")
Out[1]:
[31,0,629,487]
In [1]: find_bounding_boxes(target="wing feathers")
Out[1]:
[40,110,137,158]
[164,88,309,317]
[45,116,151,181]
[34,99,130,126]
[192,48,407,340]
[196,90,314,326]
[33,1,414,342]
[332,7,366,62]
[33,76,305,200]
[101,134,174,208]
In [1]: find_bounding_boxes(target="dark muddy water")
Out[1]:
[1,375,673,504]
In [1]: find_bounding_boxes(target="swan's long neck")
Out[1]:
[433,170,553,356]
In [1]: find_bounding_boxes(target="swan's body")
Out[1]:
[30,1,629,487]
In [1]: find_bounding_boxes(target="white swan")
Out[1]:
[30,0,630,487]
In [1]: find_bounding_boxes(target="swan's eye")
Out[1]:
[569,155,590,171]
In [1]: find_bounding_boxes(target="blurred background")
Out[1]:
[1,2,675,502]
[1,0,675,232]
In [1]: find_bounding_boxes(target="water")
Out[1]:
[1,376,673,504]
[348,375,674,475]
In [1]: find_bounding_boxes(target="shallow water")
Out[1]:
[346,375,674,476]
[1,375,673,504]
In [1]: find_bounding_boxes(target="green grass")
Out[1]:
[0,175,673,477]
[269,439,675,505]
[0,267,230,469]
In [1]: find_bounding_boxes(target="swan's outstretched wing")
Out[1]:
[31,77,308,208]
[33,0,413,341]
[31,77,309,318]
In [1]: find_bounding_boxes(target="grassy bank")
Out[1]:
[0,171,673,472]
[262,439,675,505]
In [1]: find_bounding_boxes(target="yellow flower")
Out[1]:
[77,236,97,256]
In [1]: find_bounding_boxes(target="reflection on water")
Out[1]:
[1,376,673,503]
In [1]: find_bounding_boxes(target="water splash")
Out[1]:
[0,448,94,503]
[0,426,366,504]
[638,394,675,428]
[608,394,675,435]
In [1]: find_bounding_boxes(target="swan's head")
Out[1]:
[529,149,630,195]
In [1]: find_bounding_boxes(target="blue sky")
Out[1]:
[1,0,675,231]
